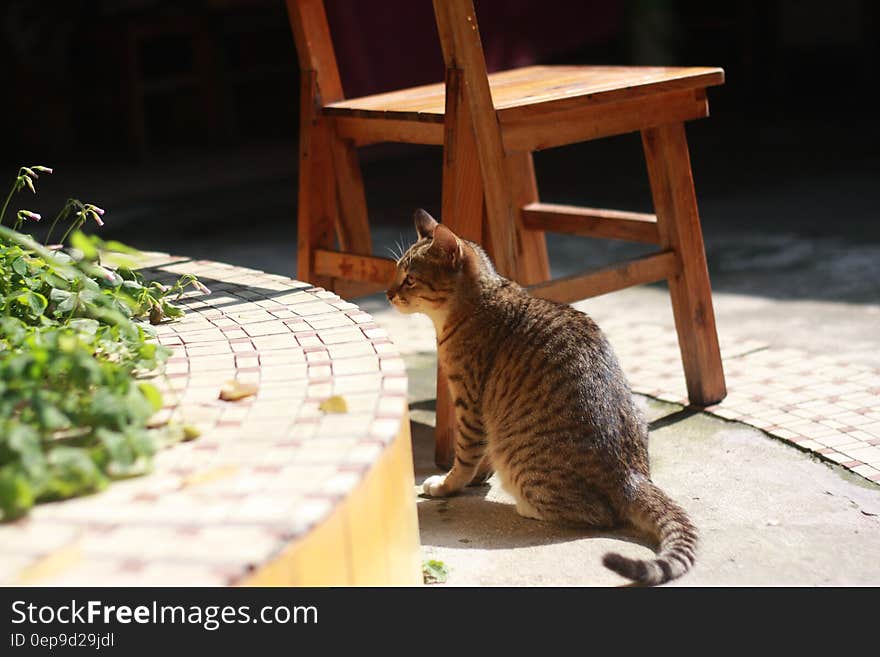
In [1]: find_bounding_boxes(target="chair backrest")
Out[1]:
[288,0,516,273]
[286,0,344,105]
[433,0,515,273]
[287,0,501,110]
[432,0,493,107]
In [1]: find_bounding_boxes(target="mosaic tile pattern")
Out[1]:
[368,299,880,485]
[590,317,880,485]
[700,353,879,482]
[0,255,408,586]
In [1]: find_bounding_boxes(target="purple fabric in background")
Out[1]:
[324,0,624,98]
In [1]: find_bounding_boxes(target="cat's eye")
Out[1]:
[403,274,415,287]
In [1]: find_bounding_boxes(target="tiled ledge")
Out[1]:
[0,254,421,586]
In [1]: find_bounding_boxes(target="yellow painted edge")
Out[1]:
[17,542,83,584]
[240,411,421,586]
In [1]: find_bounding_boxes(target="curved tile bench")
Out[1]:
[0,254,421,586]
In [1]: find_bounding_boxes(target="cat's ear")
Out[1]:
[414,208,439,239]
[430,224,463,267]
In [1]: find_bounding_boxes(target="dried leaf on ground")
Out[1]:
[319,395,348,414]
[219,380,258,402]
[182,425,201,441]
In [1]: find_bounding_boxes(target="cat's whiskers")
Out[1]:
[385,235,408,264]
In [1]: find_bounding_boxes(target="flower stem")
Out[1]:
[58,218,85,247]
[45,201,72,245]
[0,184,16,226]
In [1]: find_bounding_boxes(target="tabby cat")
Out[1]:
[387,209,698,585]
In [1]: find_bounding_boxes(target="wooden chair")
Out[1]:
[286,0,727,468]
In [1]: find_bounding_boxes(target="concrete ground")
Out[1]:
[400,353,880,586]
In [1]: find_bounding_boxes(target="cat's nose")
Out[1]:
[386,289,395,301]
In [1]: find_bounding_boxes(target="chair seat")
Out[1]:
[324,65,724,124]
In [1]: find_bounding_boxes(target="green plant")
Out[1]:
[422,559,449,584]
[0,166,52,228]
[0,166,205,521]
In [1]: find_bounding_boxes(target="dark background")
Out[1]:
[4,0,879,300]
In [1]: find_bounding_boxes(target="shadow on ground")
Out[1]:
[404,353,880,586]
[410,419,655,555]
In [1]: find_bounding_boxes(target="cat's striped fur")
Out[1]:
[387,209,697,585]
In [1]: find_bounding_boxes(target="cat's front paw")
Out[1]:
[422,474,449,497]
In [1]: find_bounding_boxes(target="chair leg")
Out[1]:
[297,71,336,290]
[434,364,455,469]
[434,67,485,469]
[327,135,379,299]
[329,136,372,256]
[506,151,550,286]
[642,122,726,406]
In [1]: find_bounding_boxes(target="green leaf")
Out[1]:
[12,256,30,277]
[0,466,35,521]
[93,427,155,478]
[78,289,99,304]
[138,382,163,412]
[50,288,75,313]
[29,291,48,316]
[69,318,99,336]
[124,386,156,423]
[94,429,132,468]
[35,400,71,432]
[69,231,98,261]
[161,301,184,319]
[43,271,71,290]
[95,267,123,288]
[101,240,140,255]
[5,423,45,475]
[0,316,27,342]
[422,559,449,584]
[51,250,73,265]
[12,290,48,318]
[40,447,107,501]
[117,267,144,283]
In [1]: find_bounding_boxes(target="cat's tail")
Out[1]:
[602,479,697,586]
